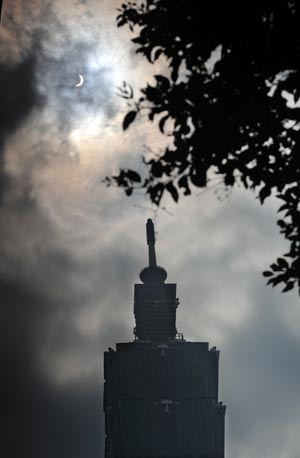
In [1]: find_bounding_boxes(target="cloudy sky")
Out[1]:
[1,1,300,458]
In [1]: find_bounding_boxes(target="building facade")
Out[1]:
[103,219,225,457]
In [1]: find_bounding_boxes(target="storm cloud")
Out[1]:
[0,49,44,197]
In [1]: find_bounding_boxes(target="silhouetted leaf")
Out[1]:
[190,169,207,187]
[155,75,170,90]
[277,219,286,228]
[178,176,191,196]
[267,275,286,287]
[259,185,271,204]
[282,282,294,293]
[278,204,289,212]
[225,173,235,186]
[151,47,163,62]
[270,263,282,272]
[277,257,289,269]
[159,115,169,133]
[166,182,179,202]
[123,110,137,130]
[126,169,141,182]
[262,271,273,277]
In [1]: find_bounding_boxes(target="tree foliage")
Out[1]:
[106,0,300,294]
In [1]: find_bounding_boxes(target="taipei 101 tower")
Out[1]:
[103,219,226,458]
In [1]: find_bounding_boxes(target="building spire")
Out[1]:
[146,218,157,267]
[134,219,177,341]
[139,219,167,284]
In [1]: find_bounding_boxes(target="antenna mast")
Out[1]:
[146,218,157,267]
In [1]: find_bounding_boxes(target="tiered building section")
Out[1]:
[104,219,225,458]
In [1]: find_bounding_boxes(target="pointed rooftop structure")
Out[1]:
[139,218,167,283]
[134,219,177,341]
[103,220,226,458]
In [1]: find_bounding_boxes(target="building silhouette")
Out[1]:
[103,219,225,457]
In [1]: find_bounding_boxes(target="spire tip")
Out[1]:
[146,219,155,245]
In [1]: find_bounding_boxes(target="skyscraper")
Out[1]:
[103,219,225,457]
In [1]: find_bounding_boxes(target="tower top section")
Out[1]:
[134,219,177,341]
[139,219,168,284]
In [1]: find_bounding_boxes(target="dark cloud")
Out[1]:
[0,180,136,458]
[0,55,41,141]
[0,242,99,458]
[0,247,133,458]
[0,52,45,198]
[0,279,103,458]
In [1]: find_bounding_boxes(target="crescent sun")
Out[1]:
[75,74,84,87]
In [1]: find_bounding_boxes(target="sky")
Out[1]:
[1,1,300,458]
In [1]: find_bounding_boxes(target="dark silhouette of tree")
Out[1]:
[105,0,300,295]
